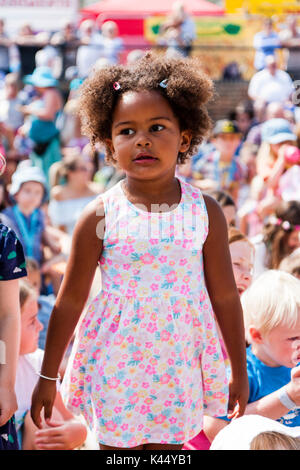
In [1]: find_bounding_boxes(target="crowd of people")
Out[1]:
[1,6,300,452]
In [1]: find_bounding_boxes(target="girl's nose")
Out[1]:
[135,132,151,148]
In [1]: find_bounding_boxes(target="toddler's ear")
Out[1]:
[248,326,263,344]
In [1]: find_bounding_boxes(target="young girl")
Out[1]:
[30,53,249,450]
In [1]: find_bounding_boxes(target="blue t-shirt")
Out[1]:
[246,346,300,427]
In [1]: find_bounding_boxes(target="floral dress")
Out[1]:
[0,223,27,450]
[61,178,228,448]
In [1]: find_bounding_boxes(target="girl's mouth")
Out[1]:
[133,154,159,164]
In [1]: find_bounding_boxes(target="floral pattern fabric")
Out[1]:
[61,178,228,448]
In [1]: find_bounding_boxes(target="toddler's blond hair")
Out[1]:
[241,270,300,342]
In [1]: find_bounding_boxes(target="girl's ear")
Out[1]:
[248,325,263,344]
[179,130,192,153]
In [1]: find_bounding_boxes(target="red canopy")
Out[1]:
[80,0,224,18]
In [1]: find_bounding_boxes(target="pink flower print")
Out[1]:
[179,392,186,403]
[123,263,131,270]
[138,424,144,431]
[129,393,139,405]
[117,362,125,369]
[184,313,192,324]
[160,373,172,384]
[121,423,128,431]
[154,275,161,281]
[128,438,138,447]
[169,417,177,424]
[174,431,185,442]
[109,323,118,333]
[105,421,117,432]
[128,335,134,343]
[142,382,149,388]
[167,358,174,366]
[164,400,172,407]
[132,350,143,362]
[200,290,206,302]
[129,280,137,289]
[114,406,122,414]
[114,334,124,345]
[161,330,171,341]
[146,365,156,375]
[166,271,177,283]
[180,285,190,295]
[140,253,155,264]
[158,255,167,263]
[124,379,131,387]
[140,405,151,415]
[73,360,82,370]
[150,283,159,292]
[71,397,82,407]
[107,377,120,389]
[121,245,134,256]
[154,414,166,424]
[146,322,157,333]
[183,275,190,284]
[149,238,159,245]
[179,258,187,266]
[145,342,153,349]
[126,289,136,298]
[207,345,217,355]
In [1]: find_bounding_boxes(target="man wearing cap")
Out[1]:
[248,55,294,105]
[192,119,247,201]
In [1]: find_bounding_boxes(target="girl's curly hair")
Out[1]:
[77,52,214,165]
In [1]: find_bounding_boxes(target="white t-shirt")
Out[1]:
[279,27,300,70]
[15,349,44,431]
[248,68,294,103]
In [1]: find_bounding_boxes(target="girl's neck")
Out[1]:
[123,175,181,209]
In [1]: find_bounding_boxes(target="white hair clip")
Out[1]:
[159,79,168,89]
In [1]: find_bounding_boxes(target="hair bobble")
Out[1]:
[159,79,168,89]
[113,81,121,91]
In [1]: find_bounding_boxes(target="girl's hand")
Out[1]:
[30,379,57,429]
[34,418,87,450]
[227,374,249,420]
[0,387,18,426]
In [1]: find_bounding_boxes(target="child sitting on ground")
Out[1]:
[204,270,300,444]
[15,279,88,450]
[2,165,61,266]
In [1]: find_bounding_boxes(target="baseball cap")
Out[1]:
[261,118,297,144]
[213,120,240,137]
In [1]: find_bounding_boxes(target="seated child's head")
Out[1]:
[19,279,43,355]
[9,165,48,213]
[228,226,254,296]
[250,431,300,450]
[263,200,300,269]
[241,270,300,368]
[25,257,41,294]
[210,189,237,227]
[211,120,242,159]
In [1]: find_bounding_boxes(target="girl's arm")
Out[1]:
[31,198,104,428]
[0,279,20,426]
[202,194,249,417]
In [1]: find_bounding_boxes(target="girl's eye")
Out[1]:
[120,128,134,135]
[150,124,164,132]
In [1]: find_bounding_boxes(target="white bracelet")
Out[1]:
[277,386,298,410]
[38,372,61,382]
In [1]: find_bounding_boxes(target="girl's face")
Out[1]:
[287,230,300,252]
[20,294,43,355]
[68,160,93,183]
[14,181,44,212]
[223,205,236,228]
[108,90,191,181]
[229,240,254,295]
